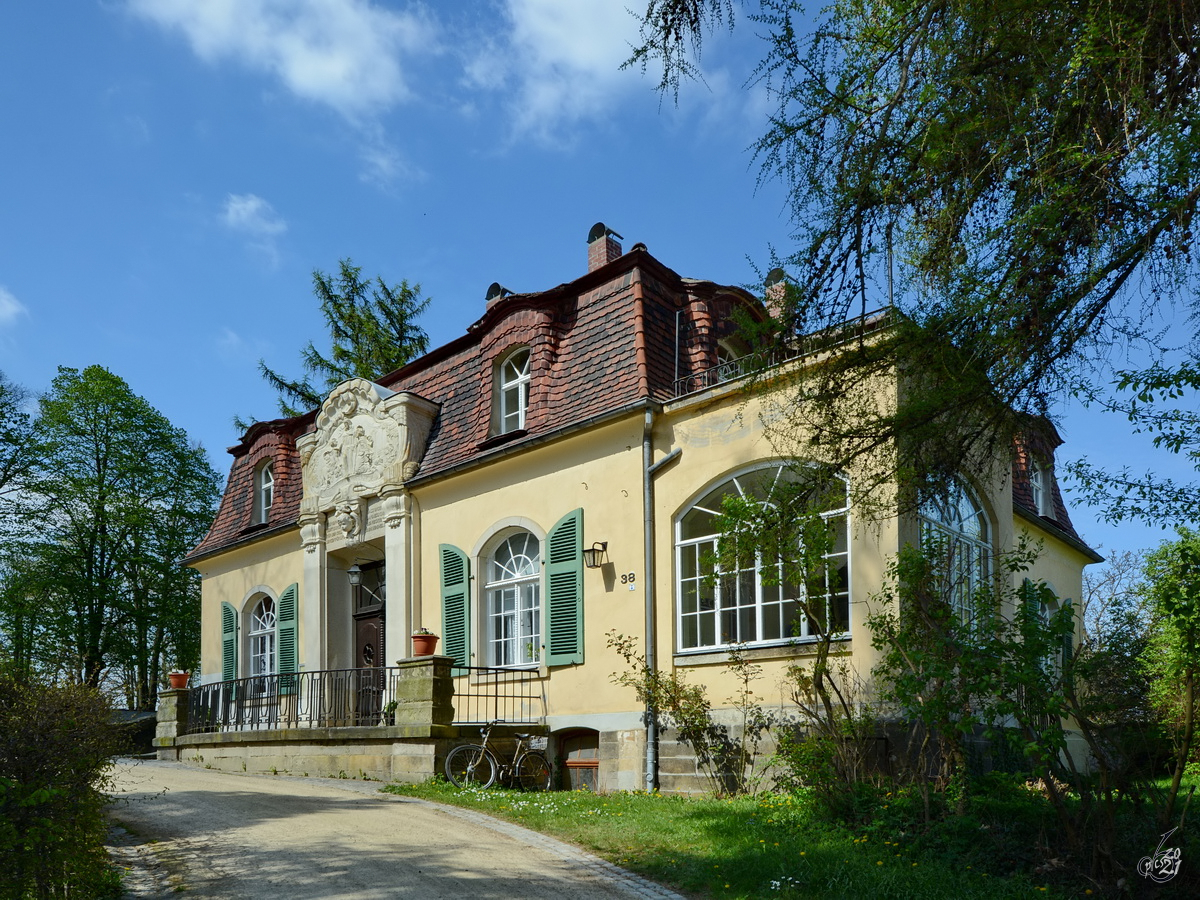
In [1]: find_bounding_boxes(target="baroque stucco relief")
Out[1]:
[296,378,438,547]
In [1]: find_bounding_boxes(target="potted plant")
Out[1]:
[411,627,440,656]
[167,670,190,689]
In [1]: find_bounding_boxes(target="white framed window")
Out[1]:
[485,530,541,667]
[248,596,276,681]
[1029,460,1051,517]
[498,348,531,433]
[255,460,274,524]
[918,479,991,625]
[675,463,850,652]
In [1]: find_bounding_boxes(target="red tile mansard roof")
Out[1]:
[187,236,1100,565]
[187,242,761,562]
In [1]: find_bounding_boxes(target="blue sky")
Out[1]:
[0,1,1192,562]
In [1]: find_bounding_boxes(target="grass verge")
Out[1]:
[382,780,1096,899]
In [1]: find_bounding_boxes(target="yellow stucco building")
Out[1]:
[172,224,1101,791]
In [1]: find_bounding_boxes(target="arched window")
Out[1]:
[498,348,531,433]
[918,479,991,624]
[255,460,274,524]
[248,596,276,680]
[485,530,541,666]
[675,463,850,651]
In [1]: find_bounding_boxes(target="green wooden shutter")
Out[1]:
[277,583,299,695]
[440,544,471,671]
[545,508,584,666]
[221,601,238,682]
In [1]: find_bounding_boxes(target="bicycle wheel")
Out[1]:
[445,744,497,788]
[514,751,552,792]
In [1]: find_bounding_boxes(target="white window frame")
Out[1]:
[674,463,851,653]
[484,530,542,668]
[918,479,992,626]
[498,348,531,434]
[248,596,276,688]
[255,460,274,524]
[1029,460,1051,517]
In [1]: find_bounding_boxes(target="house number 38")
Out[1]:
[621,572,636,587]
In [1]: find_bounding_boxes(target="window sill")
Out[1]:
[476,429,528,452]
[673,636,851,667]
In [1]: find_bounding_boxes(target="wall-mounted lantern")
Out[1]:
[347,563,363,587]
[582,542,608,569]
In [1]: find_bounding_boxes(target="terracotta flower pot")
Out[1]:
[168,672,190,689]
[411,634,439,657]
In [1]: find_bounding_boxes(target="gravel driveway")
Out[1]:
[107,759,685,900]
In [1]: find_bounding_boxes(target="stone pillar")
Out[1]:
[391,655,455,731]
[299,511,327,671]
[382,487,411,665]
[153,688,190,759]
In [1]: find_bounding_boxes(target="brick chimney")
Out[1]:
[587,222,623,272]
[763,267,788,320]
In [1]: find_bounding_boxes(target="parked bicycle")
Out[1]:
[444,720,553,791]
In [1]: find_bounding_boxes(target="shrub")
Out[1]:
[0,674,122,899]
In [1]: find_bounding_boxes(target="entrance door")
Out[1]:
[352,562,385,725]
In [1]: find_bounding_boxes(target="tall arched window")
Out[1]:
[675,463,850,651]
[255,460,274,524]
[498,348,531,433]
[248,596,276,680]
[485,531,541,666]
[918,479,991,624]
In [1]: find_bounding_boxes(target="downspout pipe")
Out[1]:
[643,407,681,791]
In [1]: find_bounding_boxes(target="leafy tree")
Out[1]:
[629,0,1200,507]
[0,370,35,509]
[255,259,430,419]
[14,366,219,701]
[1142,527,1200,829]
[1069,359,1200,525]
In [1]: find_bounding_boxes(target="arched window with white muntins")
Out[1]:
[918,479,991,624]
[675,463,851,652]
[485,530,541,666]
[498,348,531,433]
[248,596,276,682]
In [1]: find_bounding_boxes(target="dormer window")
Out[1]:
[1029,460,1051,517]
[255,460,274,524]
[498,348,531,434]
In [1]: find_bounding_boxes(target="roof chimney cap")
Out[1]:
[588,222,623,244]
[486,282,514,302]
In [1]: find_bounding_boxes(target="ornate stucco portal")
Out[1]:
[295,379,439,671]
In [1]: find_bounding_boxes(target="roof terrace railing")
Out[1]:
[672,308,891,400]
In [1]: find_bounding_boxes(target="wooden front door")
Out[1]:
[352,563,385,725]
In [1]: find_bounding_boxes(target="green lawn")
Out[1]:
[382,781,1097,898]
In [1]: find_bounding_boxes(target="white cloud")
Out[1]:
[222,194,287,263]
[223,193,286,237]
[0,287,28,329]
[477,0,644,142]
[125,0,439,120]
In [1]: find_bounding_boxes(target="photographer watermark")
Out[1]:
[1138,827,1182,884]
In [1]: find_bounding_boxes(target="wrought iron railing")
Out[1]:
[186,667,395,734]
[672,308,891,399]
[450,665,546,725]
[184,664,546,734]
